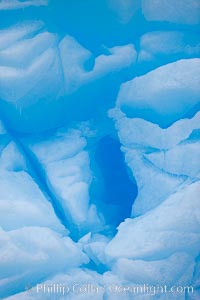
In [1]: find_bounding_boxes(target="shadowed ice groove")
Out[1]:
[0,113,69,233]
[0,120,88,299]
[93,135,138,227]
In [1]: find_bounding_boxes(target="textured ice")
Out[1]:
[142,0,200,25]
[106,181,200,258]
[0,0,48,10]
[146,142,200,178]
[139,31,200,70]
[0,22,44,51]
[0,23,136,132]
[0,1,200,300]
[0,169,66,232]
[60,37,136,93]
[112,253,194,286]
[110,109,200,150]
[27,129,104,236]
[5,269,103,300]
[110,109,200,215]
[0,32,57,67]
[0,227,87,299]
[107,0,141,23]
[117,58,200,127]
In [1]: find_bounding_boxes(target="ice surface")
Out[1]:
[0,122,88,299]
[117,58,200,127]
[106,181,200,259]
[5,269,103,300]
[0,1,200,299]
[110,109,200,215]
[107,0,141,23]
[0,0,48,10]
[0,126,65,232]
[0,25,136,132]
[110,109,200,150]
[0,227,88,298]
[0,32,57,68]
[0,22,44,51]
[0,169,67,232]
[139,31,200,70]
[124,148,185,215]
[146,142,200,178]
[113,253,194,285]
[0,47,62,103]
[142,0,200,25]
[0,22,64,132]
[27,129,104,236]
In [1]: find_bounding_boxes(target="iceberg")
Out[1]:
[0,0,200,299]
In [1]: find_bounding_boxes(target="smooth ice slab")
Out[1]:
[117,59,200,127]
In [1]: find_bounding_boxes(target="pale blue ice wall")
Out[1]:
[0,1,200,299]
